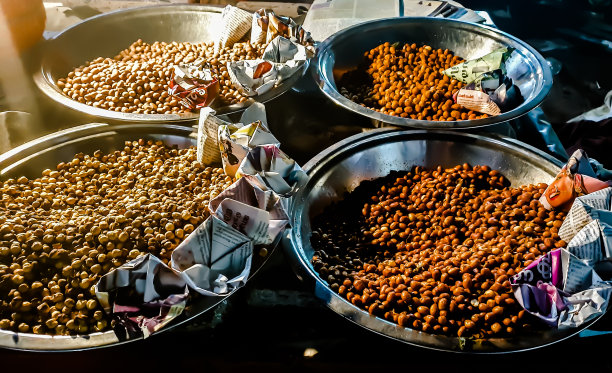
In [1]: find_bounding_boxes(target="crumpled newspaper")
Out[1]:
[196,106,229,165]
[540,149,611,211]
[445,48,512,85]
[196,102,280,177]
[210,5,314,97]
[251,8,314,46]
[168,62,219,110]
[225,7,314,97]
[196,101,305,194]
[512,186,612,329]
[209,177,289,246]
[218,119,280,177]
[444,47,522,116]
[236,144,308,197]
[511,248,612,329]
[228,36,313,97]
[568,89,612,123]
[95,215,253,339]
[195,102,270,167]
[170,215,253,296]
[559,187,612,243]
[96,101,305,339]
[95,254,190,340]
[197,102,307,197]
[214,5,253,52]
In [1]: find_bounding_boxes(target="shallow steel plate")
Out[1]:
[33,5,306,123]
[314,17,553,129]
[284,129,602,353]
[0,122,274,351]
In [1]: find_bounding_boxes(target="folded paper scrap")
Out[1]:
[95,254,190,340]
[237,144,308,197]
[209,177,289,246]
[251,8,314,46]
[540,149,611,211]
[168,62,220,111]
[218,6,315,97]
[218,119,280,177]
[95,216,253,339]
[95,102,306,340]
[228,35,314,97]
[168,5,315,108]
[215,5,253,52]
[511,187,612,328]
[196,102,271,167]
[196,102,308,197]
[444,47,522,116]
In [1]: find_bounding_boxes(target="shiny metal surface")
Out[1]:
[313,18,553,129]
[0,123,274,351]
[33,5,305,123]
[284,129,602,352]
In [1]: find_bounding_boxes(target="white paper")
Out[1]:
[197,107,228,165]
[228,36,312,97]
[214,5,253,52]
[218,122,248,177]
[562,248,601,293]
[237,145,308,196]
[217,103,280,177]
[214,199,274,245]
[456,89,501,116]
[559,287,612,328]
[567,220,605,266]
[171,216,253,296]
[559,187,612,243]
[568,90,612,123]
[209,177,289,246]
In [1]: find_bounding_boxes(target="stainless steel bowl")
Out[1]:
[33,5,306,123]
[284,129,603,352]
[313,17,553,129]
[0,122,275,351]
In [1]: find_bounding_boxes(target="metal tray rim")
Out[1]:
[0,122,272,351]
[313,17,553,130]
[283,129,603,353]
[33,4,306,122]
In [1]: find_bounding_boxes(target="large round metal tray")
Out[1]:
[313,17,553,129]
[283,129,603,353]
[33,5,306,123]
[0,122,275,351]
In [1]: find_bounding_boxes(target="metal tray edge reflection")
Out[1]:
[313,17,553,130]
[33,5,307,123]
[284,129,603,353]
[0,122,276,351]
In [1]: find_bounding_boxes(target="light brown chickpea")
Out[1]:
[57,39,267,114]
[0,140,234,336]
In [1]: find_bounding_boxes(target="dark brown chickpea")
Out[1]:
[339,43,490,121]
[311,164,566,338]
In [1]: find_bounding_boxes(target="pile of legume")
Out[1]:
[338,42,489,121]
[0,140,234,335]
[311,164,566,338]
[57,39,267,114]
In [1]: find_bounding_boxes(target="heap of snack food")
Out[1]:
[0,140,233,335]
[338,42,490,121]
[57,39,266,114]
[311,164,567,338]
[54,5,314,117]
